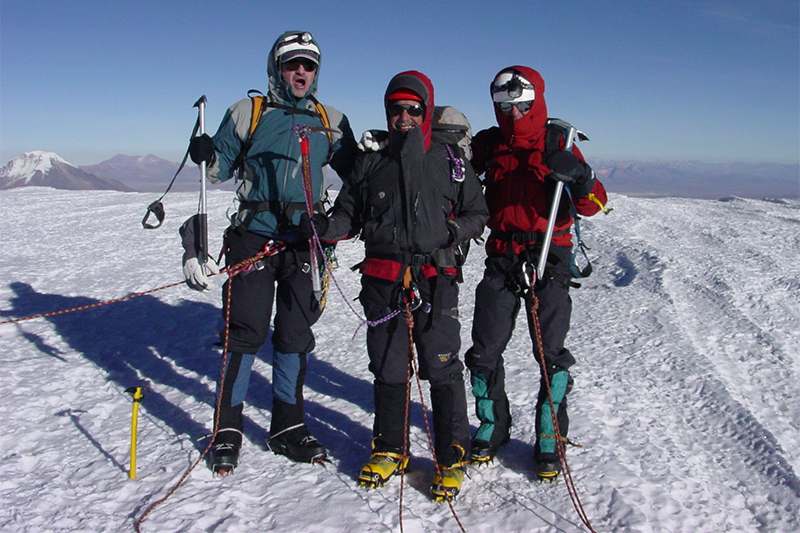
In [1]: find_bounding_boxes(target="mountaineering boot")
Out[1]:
[535,452,561,483]
[534,370,572,482]
[268,425,328,463]
[431,445,468,502]
[470,439,493,462]
[357,450,410,489]
[209,352,252,475]
[468,369,511,465]
[208,428,242,476]
[470,439,501,466]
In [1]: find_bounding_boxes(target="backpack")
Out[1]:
[231,89,334,178]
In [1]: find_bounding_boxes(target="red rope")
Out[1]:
[527,291,596,533]
[1,244,284,328]
[399,301,467,533]
[0,281,187,326]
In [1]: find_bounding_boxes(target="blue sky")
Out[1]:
[1,0,798,166]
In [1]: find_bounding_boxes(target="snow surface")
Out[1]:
[0,152,69,184]
[1,188,798,533]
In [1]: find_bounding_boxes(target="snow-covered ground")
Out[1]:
[1,188,798,532]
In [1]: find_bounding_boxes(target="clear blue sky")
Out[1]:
[1,0,798,166]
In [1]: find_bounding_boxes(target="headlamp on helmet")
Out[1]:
[490,71,535,103]
[276,32,320,65]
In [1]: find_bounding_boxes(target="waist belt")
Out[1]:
[490,228,569,243]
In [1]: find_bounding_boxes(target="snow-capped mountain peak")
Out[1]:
[0,151,132,191]
[0,151,72,183]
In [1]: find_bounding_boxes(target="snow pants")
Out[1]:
[360,273,470,466]
[465,244,576,455]
[214,230,323,438]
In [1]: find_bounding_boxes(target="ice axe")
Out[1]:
[535,119,589,282]
[292,124,337,302]
[124,386,148,479]
[193,95,210,271]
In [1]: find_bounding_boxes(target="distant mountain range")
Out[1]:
[1,151,798,199]
[80,154,202,193]
[592,159,799,199]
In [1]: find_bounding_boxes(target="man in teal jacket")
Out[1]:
[187,30,358,474]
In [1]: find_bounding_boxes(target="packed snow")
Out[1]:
[1,187,798,532]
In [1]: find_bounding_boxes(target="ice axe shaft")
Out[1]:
[535,119,579,282]
[293,125,323,301]
[193,95,209,268]
[125,386,147,479]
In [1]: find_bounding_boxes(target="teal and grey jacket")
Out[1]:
[206,31,358,241]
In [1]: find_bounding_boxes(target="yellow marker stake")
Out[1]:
[124,386,146,479]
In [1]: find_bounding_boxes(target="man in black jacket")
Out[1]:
[321,71,488,501]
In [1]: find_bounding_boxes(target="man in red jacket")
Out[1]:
[465,65,608,481]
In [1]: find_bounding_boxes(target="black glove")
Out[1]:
[189,133,216,165]
[297,212,330,241]
[546,150,596,197]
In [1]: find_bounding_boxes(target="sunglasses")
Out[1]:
[497,100,533,115]
[282,59,318,72]
[386,103,425,117]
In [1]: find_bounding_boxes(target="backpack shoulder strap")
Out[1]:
[231,94,269,178]
[249,95,266,140]
[314,102,333,146]
[307,95,334,147]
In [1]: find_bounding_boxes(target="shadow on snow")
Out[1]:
[2,281,446,480]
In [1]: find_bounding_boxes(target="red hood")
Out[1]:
[493,66,548,149]
[384,70,434,151]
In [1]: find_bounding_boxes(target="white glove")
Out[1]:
[183,256,220,292]
[358,129,388,152]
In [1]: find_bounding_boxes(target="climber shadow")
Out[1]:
[2,282,224,455]
[3,281,438,480]
[2,282,376,471]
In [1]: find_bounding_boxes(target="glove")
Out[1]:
[179,214,219,292]
[297,211,330,241]
[189,133,216,165]
[546,150,596,197]
[358,129,389,152]
[183,255,220,292]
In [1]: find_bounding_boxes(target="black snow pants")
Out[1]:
[214,229,323,437]
[360,272,470,466]
[465,244,576,450]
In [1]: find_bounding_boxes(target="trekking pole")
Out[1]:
[535,119,579,282]
[125,386,147,479]
[193,95,210,270]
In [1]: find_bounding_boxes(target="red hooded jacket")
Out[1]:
[471,66,608,256]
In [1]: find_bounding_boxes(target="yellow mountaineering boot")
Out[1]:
[431,445,468,502]
[357,451,409,489]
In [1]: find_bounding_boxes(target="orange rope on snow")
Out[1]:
[528,291,597,533]
[399,301,467,533]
